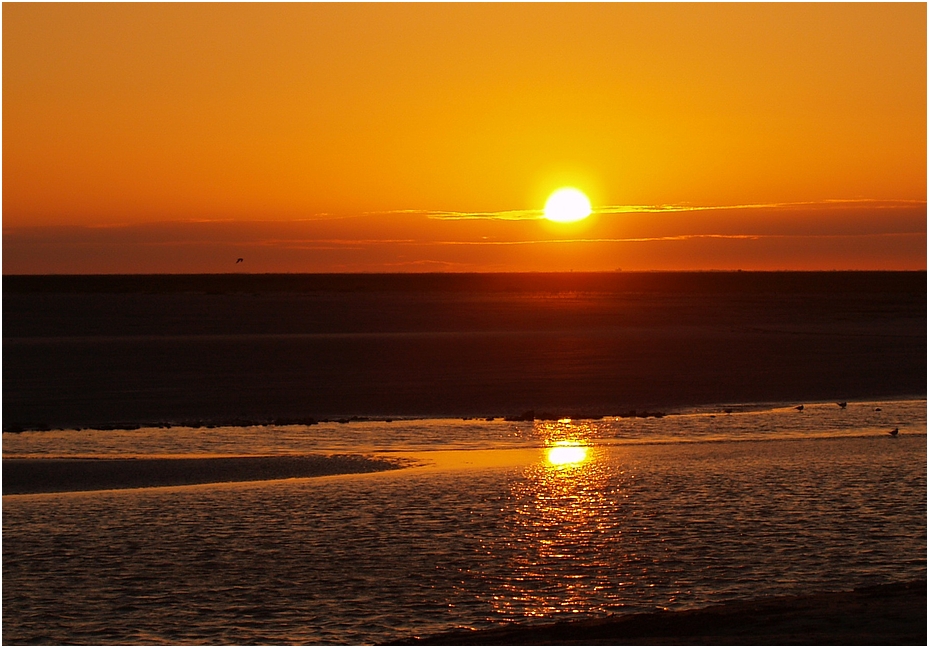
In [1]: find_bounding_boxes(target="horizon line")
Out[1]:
[4,268,926,277]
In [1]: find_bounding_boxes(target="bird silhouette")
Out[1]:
[236,258,244,264]
[795,404,804,412]
[889,428,899,437]
[837,402,847,409]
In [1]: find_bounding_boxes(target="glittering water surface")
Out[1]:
[3,400,926,645]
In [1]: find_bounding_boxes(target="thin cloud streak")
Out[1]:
[424,231,925,246]
[105,232,929,249]
[218,231,927,250]
[381,198,926,221]
[372,208,544,221]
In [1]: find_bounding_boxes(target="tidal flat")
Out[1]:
[3,272,925,430]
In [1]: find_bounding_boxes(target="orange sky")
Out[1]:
[3,3,926,273]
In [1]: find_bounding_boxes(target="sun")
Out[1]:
[543,188,592,223]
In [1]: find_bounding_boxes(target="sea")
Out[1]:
[3,398,926,645]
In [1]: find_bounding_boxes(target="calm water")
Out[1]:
[3,399,926,644]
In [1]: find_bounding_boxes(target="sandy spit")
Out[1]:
[2,454,405,494]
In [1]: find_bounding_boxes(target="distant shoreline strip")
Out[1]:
[2,395,925,434]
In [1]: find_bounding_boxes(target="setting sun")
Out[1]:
[544,188,592,223]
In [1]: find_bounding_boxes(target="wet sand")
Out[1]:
[404,580,927,645]
[2,454,404,494]
[4,272,925,431]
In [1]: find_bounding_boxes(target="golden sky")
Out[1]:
[3,3,926,272]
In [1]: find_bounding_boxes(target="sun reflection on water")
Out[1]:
[488,419,628,621]
[546,443,589,467]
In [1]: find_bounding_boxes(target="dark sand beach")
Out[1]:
[404,580,927,645]
[3,272,925,431]
[2,454,403,494]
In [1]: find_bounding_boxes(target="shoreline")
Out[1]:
[3,394,924,434]
[399,580,927,645]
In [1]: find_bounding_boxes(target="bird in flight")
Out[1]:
[236,258,244,264]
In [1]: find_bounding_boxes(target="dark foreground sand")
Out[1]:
[2,454,403,494]
[401,580,927,645]
[3,272,925,431]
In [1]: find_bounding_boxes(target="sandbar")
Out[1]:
[2,454,404,494]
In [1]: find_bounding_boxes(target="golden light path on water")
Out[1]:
[490,418,625,620]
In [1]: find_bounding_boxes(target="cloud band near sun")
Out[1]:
[379,198,925,221]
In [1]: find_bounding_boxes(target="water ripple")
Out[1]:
[3,400,926,644]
